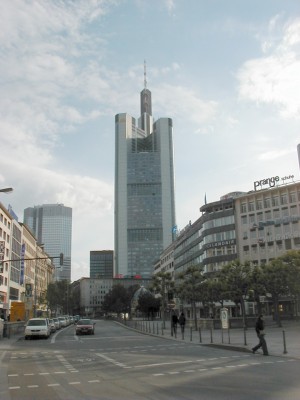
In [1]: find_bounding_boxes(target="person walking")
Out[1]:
[178,312,186,336]
[171,312,178,336]
[252,315,268,355]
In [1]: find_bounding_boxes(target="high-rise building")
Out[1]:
[23,204,72,281]
[90,250,113,279]
[114,65,176,278]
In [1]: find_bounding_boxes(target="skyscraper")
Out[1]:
[114,64,176,278]
[23,204,72,281]
[90,250,113,279]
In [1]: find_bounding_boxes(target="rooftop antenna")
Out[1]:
[144,59,147,89]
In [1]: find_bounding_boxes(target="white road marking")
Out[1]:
[9,386,20,390]
[48,383,60,387]
[69,381,81,385]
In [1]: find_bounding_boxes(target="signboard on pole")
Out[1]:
[221,308,229,329]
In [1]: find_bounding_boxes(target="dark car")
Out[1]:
[75,319,95,335]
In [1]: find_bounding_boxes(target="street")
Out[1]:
[1,320,300,400]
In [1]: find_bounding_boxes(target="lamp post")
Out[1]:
[0,188,13,194]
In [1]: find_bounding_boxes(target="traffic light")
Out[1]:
[60,253,64,266]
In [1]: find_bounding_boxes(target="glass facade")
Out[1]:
[115,84,176,278]
[90,251,113,279]
[24,204,72,281]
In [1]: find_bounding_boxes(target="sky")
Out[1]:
[1,0,300,282]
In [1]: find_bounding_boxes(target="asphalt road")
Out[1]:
[1,319,300,400]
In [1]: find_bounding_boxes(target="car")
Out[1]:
[24,318,51,340]
[58,316,67,327]
[52,317,60,330]
[48,318,56,333]
[75,319,95,335]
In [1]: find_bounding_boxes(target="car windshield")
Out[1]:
[27,320,46,326]
[77,319,92,325]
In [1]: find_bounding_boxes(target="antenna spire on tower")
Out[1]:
[144,59,147,89]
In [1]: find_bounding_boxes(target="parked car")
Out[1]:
[48,319,56,333]
[52,317,60,330]
[58,317,67,327]
[75,319,95,335]
[24,318,51,340]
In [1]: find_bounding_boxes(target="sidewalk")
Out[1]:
[121,319,300,358]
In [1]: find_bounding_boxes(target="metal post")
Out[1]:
[283,330,288,354]
[161,322,164,335]
[157,322,159,335]
[221,328,224,343]
[210,327,213,343]
[199,327,202,343]
[190,326,193,341]
[228,328,231,344]
[243,326,247,346]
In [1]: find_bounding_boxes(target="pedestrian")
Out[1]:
[252,315,268,355]
[171,312,178,335]
[178,312,186,334]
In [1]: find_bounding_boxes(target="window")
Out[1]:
[248,202,255,212]
[256,199,263,210]
[272,196,279,207]
[264,198,271,208]
[281,194,288,205]
[241,203,247,213]
[290,192,297,203]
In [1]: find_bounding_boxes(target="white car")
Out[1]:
[24,318,51,340]
[58,316,67,327]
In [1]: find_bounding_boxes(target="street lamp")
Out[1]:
[0,188,13,194]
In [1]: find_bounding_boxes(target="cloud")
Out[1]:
[258,148,293,161]
[237,18,300,119]
[154,83,218,125]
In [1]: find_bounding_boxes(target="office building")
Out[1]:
[114,66,176,278]
[235,180,300,264]
[24,204,72,281]
[90,250,113,279]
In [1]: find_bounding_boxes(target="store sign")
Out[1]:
[253,176,280,191]
[253,174,294,191]
[206,239,235,249]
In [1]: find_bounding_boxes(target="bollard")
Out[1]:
[161,323,164,335]
[243,326,247,346]
[221,328,224,344]
[283,330,288,354]
[210,327,213,343]
[228,328,231,344]
[153,322,155,334]
[190,326,193,341]
[199,327,202,343]
[157,322,159,335]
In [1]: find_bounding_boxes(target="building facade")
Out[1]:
[0,202,54,320]
[90,250,113,279]
[174,195,238,278]
[114,71,176,278]
[23,204,72,281]
[75,277,151,316]
[235,181,300,264]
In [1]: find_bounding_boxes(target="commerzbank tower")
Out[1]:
[114,63,176,279]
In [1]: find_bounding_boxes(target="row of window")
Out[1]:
[0,214,11,228]
[240,192,299,213]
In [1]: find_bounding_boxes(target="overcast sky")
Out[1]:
[1,0,300,281]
